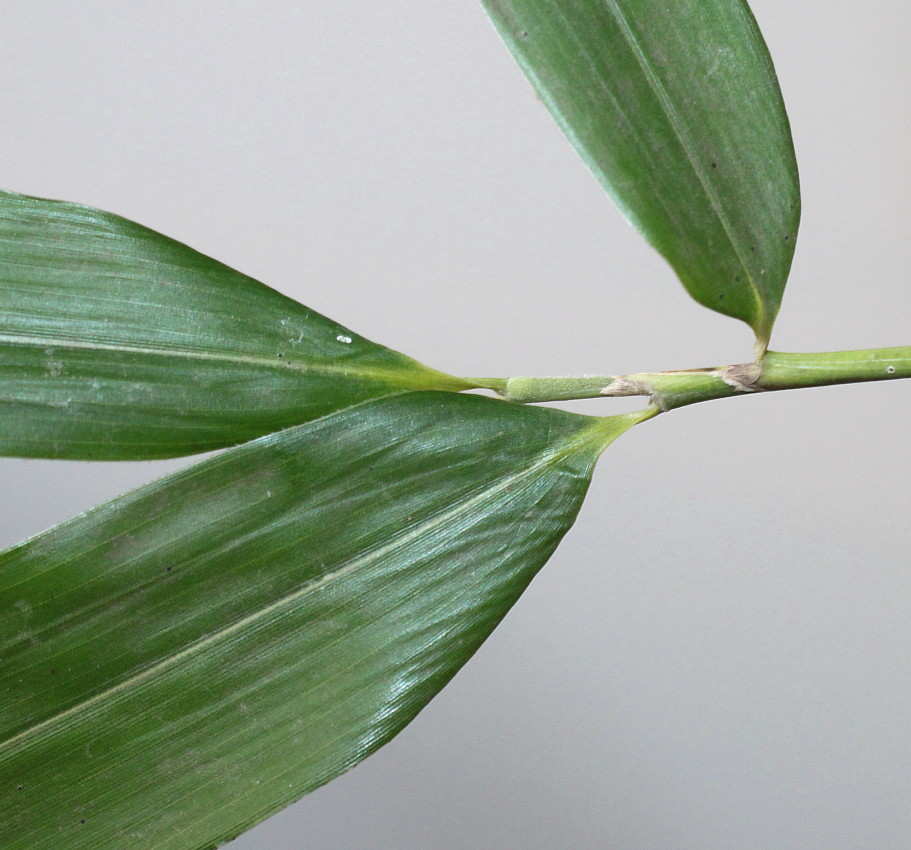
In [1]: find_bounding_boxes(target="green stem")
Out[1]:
[470,345,911,412]
[760,347,911,389]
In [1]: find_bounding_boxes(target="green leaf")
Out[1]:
[0,190,472,460]
[482,0,800,345]
[0,392,642,849]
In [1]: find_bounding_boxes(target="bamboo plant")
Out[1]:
[0,1,907,848]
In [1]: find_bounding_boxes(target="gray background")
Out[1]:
[2,2,910,848]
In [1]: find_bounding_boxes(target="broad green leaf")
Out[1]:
[0,392,643,849]
[0,190,472,460]
[482,0,801,345]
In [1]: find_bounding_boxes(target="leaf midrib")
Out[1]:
[0,332,415,385]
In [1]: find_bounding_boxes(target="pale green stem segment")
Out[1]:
[473,346,911,412]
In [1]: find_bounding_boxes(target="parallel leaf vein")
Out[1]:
[601,0,765,324]
[0,439,582,757]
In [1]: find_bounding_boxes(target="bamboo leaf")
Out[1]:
[0,190,471,460]
[482,0,801,345]
[0,392,642,849]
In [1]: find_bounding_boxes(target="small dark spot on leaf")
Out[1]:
[277,352,284,358]
[519,29,528,38]
[749,245,756,252]
[735,276,740,282]
[166,566,173,572]
[80,819,86,825]
[17,785,23,791]
[50,668,57,675]
[718,294,725,301]
[784,234,790,241]
[711,162,717,169]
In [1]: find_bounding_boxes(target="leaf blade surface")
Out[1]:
[482,0,800,342]
[0,190,470,459]
[0,392,638,849]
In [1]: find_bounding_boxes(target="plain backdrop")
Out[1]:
[2,2,910,848]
